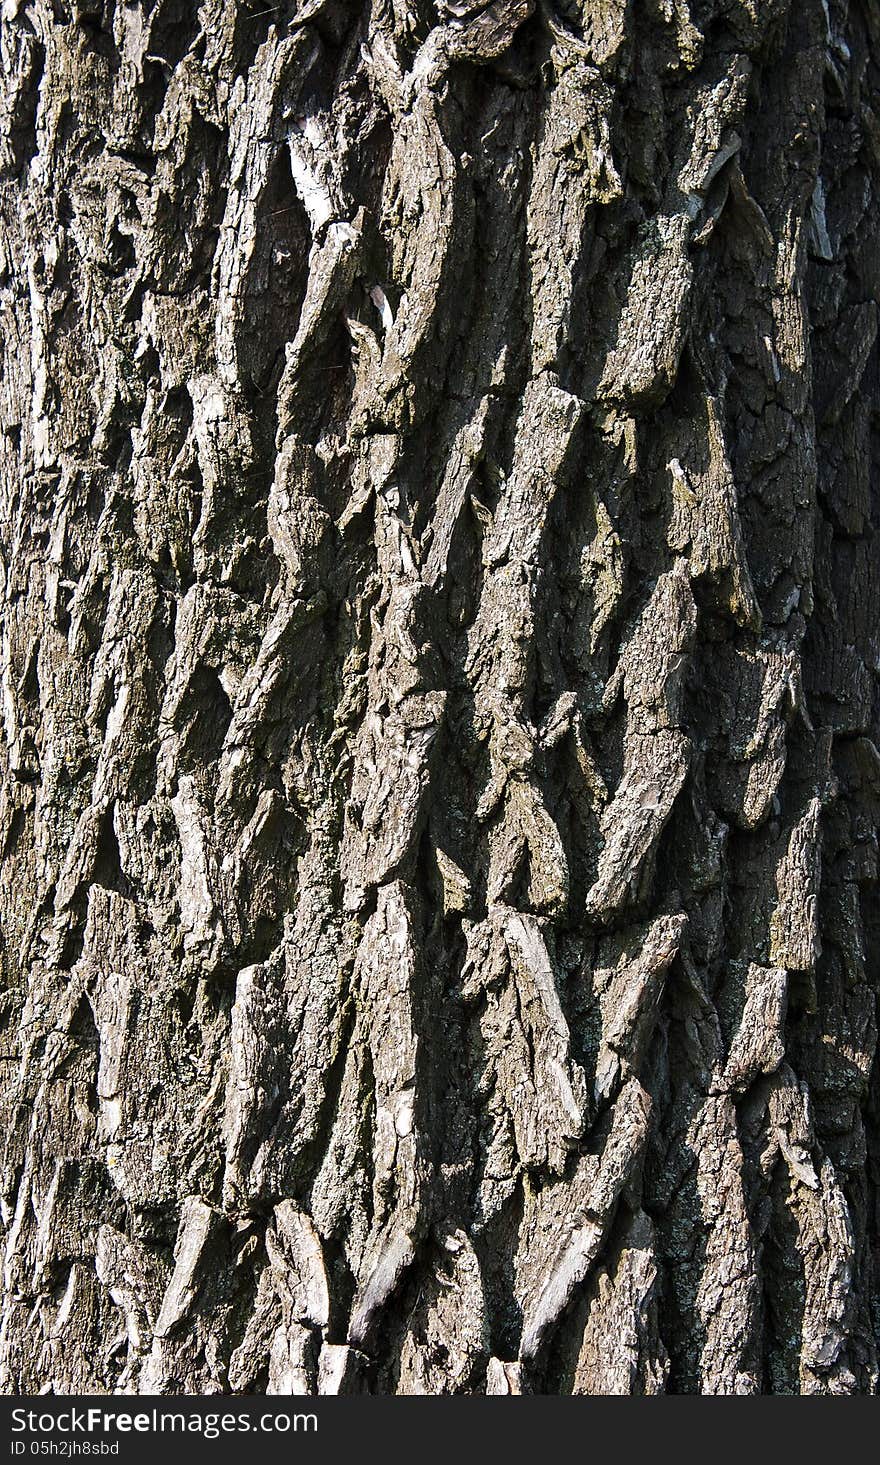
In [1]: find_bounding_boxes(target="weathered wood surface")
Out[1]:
[0,0,878,1394]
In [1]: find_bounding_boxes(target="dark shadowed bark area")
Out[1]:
[0,0,879,1396]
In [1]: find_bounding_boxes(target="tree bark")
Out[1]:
[0,0,878,1396]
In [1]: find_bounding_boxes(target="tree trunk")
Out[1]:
[0,0,878,1397]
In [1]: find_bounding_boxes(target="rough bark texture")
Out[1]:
[0,0,879,1397]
